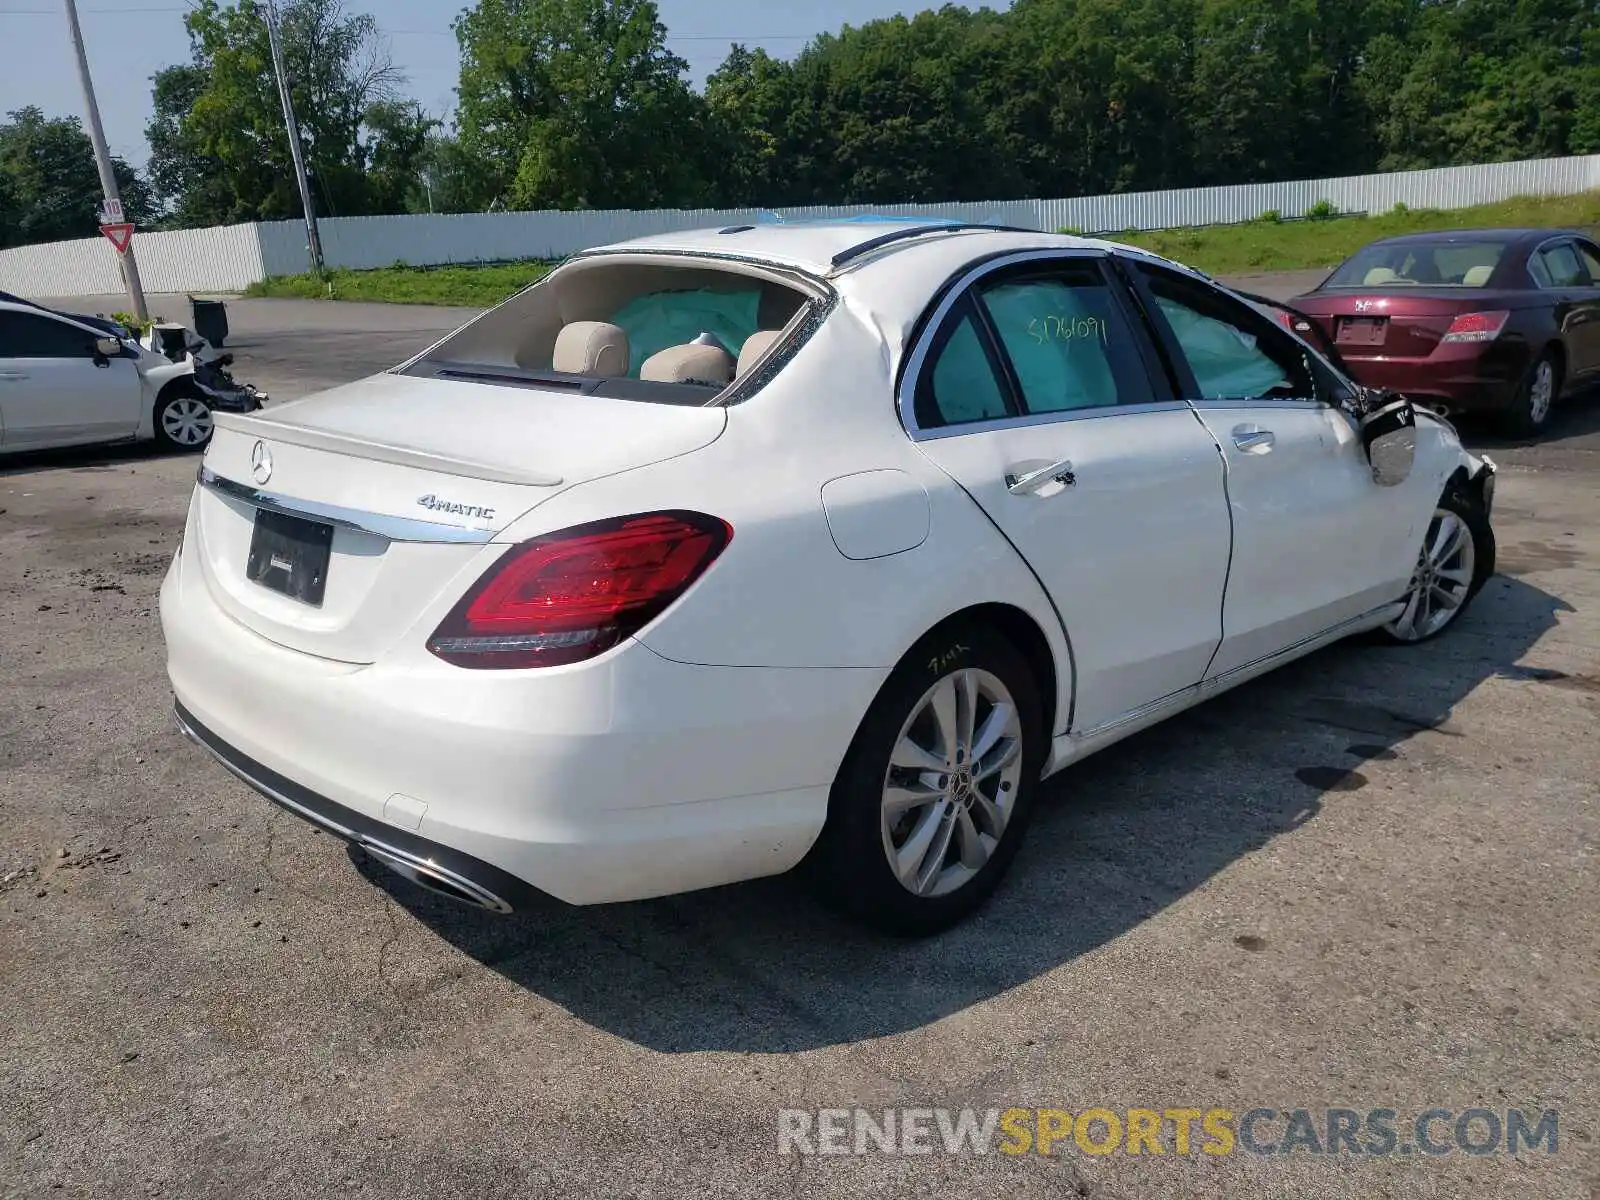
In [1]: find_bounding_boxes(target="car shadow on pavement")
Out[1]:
[364,572,1569,1054]
[1455,385,1600,450]
[0,441,187,476]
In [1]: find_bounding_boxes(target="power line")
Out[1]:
[0,5,191,12]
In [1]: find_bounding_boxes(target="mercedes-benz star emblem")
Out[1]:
[250,440,273,486]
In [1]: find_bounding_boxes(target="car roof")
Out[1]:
[579,218,1129,278]
[1361,227,1587,250]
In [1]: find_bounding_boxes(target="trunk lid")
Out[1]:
[1292,290,1506,359]
[191,372,726,663]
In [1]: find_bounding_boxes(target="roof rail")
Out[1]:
[828,221,1043,270]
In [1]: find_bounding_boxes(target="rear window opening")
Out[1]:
[1324,241,1509,289]
[398,256,825,405]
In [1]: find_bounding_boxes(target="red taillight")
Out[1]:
[1441,310,1510,344]
[427,511,732,669]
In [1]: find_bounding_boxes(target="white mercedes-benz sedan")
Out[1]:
[160,220,1497,934]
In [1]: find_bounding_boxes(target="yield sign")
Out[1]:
[100,223,135,254]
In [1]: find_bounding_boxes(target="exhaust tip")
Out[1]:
[358,838,514,914]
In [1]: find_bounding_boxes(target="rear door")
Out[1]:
[0,308,142,449]
[1530,239,1598,379]
[1564,239,1600,379]
[1123,259,1417,678]
[901,253,1233,734]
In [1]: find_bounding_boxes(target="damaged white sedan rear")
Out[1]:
[160,220,1496,934]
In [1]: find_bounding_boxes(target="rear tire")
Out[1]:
[1500,350,1560,439]
[1375,486,1493,644]
[153,385,215,452]
[805,623,1046,936]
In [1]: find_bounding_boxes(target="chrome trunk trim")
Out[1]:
[199,466,497,544]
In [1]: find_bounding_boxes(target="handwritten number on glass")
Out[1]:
[1027,314,1108,346]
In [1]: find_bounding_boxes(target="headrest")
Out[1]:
[736,330,784,377]
[639,343,735,387]
[1461,265,1494,286]
[553,321,628,376]
[1363,267,1399,285]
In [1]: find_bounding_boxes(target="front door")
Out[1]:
[901,254,1233,733]
[1124,260,1417,678]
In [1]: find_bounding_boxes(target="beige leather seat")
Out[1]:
[639,343,735,387]
[736,330,784,377]
[1461,265,1494,286]
[553,321,629,376]
[1363,267,1400,285]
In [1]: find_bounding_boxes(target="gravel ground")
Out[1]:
[1,287,1597,1200]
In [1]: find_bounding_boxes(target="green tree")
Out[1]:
[0,106,152,247]
[779,8,1032,205]
[362,101,438,214]
[146,0,421,225]
[1363,0,1599,170]
[455,0,716,210]
[703,45,800,205]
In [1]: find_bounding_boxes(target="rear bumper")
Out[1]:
[1341,344,1529,414]
[174,701,535,913]
[161,552,885,908]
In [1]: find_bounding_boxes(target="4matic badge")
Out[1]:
[417,493,497,521]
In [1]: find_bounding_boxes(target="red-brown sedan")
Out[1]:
[1287,228,1600,436]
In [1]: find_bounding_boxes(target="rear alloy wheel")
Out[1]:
[1379,490,1492,644]
[807,624,1045,935]
[154,388,215,452]
[1502,351,1559,438]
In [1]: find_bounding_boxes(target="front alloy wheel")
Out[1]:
[1380,492,1491,644]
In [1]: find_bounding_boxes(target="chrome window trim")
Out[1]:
[198,466,497,544]
[897,247,1184,441]
[909,399,1192,441]
[1188,397,1329,412]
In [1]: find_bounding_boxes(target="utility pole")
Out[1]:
[62,0,146,321]
[262,0,324,276]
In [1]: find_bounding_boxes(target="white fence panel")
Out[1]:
[6,153,1599,297]
[257,200,1046,271]
[1034,155,1600,233]
[0,221,266,297]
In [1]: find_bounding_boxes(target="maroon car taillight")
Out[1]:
[427,511,732,669]
[1440,310,1510,344]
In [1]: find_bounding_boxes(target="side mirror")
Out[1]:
[1360,392,1417,487]
[93,335,123,361]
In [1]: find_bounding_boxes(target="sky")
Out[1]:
[0,0,934,168]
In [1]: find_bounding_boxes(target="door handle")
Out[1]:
[1005,458,1076,495]
[0,371,27,381]
[1231,424,1275,453]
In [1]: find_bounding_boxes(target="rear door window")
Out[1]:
[917,301,1014,428]
[975,262,1154,414]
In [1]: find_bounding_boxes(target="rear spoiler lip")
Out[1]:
[212,411,565,488]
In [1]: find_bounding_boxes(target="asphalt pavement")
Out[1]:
[1,283,1597,1199]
